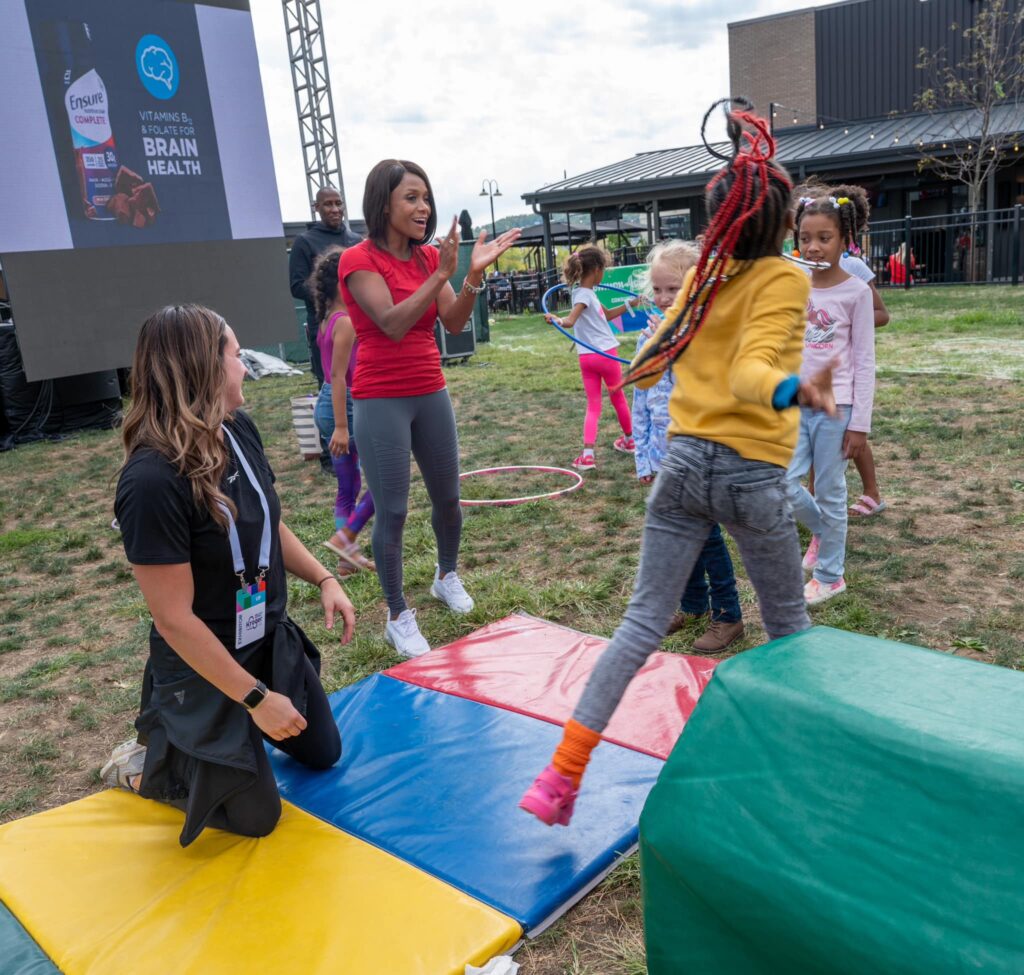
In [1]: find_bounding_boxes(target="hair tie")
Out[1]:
[798,196,815,206]
[828,196,840,209]
[837,196,850,206]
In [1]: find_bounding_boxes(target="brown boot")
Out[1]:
[666,610,708,636]
[692,619,745,654]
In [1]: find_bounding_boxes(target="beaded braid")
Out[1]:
[308,246,345,324]
[831,183,871,252]
[621,98,793,388]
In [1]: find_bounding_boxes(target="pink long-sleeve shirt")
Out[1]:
[800,275,876,433]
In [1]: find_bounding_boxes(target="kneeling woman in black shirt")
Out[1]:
[107,304,355,846]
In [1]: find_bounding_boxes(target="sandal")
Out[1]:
[849,495,888,518]
[323,536,376,572]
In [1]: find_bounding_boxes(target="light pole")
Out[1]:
[480,178,501,271]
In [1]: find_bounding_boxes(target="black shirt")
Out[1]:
[114,411,287,645]
[288,222,363,326]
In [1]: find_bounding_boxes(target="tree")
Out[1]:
[915,0,1024,280]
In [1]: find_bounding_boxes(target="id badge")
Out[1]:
[235,580,267,650]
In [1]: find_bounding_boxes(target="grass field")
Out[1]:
[1,285,1022,973]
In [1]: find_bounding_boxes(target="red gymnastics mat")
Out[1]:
[384,613,717,760]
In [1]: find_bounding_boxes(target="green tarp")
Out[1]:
[641,626,1024,974]
[0,902,58,974]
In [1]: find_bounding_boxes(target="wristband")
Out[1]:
[316,574,335,588]
[461,277,486,296]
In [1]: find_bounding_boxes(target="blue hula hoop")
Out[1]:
[541,282,653,365]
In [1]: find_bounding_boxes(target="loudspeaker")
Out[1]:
[434,314,477,363]
[54,370,120,406]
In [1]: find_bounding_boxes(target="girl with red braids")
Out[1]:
[520,98,836,827]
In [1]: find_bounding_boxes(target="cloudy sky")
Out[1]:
[250,0,822,229]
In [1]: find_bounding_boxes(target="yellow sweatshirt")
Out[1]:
[636,256,809,468]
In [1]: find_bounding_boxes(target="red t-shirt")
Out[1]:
[338,240,445,399]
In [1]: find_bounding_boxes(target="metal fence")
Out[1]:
[864,206,1023,287]
[487,269,562,315]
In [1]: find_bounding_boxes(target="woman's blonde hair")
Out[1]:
[636,239,700,300]
[121,304,235,529]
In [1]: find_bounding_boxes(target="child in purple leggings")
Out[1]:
[308,248,375,574]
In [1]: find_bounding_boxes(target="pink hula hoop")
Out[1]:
[459,465,584,507]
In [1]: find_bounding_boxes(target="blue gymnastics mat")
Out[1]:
[269,674,662,933]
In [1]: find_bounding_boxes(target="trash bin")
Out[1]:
[290,394,320,460]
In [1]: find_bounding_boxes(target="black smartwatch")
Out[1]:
[241,680,268,712]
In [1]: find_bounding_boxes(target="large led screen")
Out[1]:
[0,0,295,380]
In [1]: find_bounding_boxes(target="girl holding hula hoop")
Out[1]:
[339,159,520,657]
[545,245,636,471]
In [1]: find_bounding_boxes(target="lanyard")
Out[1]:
[219,425,272,587]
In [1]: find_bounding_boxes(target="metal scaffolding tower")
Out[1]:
[281,0,345,216]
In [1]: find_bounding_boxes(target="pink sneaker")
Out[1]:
[572,453,596,471]
[804,576,847,605]
[801,535,820,571]
[519,765,578,826]
[613,435,635,454]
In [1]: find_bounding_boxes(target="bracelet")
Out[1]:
[315,574,335,588]
[461,277,486,296]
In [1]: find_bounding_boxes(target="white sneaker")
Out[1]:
[804,576,847,606]
[100,739,146,791]
[385,609,430,657]
[430,565,474,614]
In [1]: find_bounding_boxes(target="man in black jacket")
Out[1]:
[289,186,362,387]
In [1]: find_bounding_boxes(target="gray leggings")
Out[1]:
[573,436,810,733]
[353,389,462,614]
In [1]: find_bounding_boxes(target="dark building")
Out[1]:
[523,0,1024,282]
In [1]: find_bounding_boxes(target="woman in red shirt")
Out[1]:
[887,243,915,286]
[339,159,520,656]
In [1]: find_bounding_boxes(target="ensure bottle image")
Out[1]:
[59,21,119,220]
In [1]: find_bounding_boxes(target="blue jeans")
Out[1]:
[314,382,354,444]
[679,524,742,623]
[573,436,809,733]
[785,405,852,585]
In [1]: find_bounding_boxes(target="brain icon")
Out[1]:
[140,46,175,90]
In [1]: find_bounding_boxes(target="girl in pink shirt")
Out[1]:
[786,190,875,605]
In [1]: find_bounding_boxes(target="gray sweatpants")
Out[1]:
[573,435,810,733]
[352,389,462,615]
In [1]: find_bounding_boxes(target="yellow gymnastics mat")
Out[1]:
[0,790,521,975]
